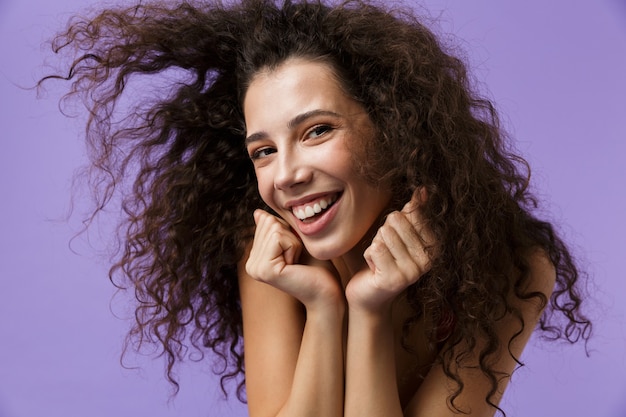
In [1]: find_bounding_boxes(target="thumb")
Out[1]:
[279,235,302,265]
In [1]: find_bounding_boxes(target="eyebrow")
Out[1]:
[244,109,342,146]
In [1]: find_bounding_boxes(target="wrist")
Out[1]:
[304,289,346,319]
[345,288,395,316]
[347,300,393,326]
[305,299,346,329]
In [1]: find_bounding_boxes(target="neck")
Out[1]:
[331,218,379,288]
[330,203,392,287]
[331,248,366,289]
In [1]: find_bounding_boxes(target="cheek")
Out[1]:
[255,170,276,207]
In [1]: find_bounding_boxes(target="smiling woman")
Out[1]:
[244,58,391,262]
[39,0,591,416]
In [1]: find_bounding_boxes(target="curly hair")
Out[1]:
[40,0,591,412]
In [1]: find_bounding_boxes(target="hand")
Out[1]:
[245,209,344,310]
[345,189,435,313]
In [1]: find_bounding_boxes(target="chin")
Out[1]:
[302,237,359,262]
[304,248,336,261]
[300,242,338,261]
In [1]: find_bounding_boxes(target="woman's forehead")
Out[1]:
[243,58,358,124]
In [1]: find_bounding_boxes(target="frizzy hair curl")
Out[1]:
[40,0,591,412]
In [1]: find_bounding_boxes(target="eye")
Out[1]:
[307,125,333,139]
[249,147,276,160]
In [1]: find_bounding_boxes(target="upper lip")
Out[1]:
[283,191,341,209]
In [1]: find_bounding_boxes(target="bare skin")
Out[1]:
[239,58,555,417]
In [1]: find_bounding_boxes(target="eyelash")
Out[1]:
[308,124,333,138]
[250,147,275,160]
[248,124,335,161]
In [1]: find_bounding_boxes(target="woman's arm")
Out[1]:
[344,191,555,416]
[241,203,554,417]
[346,257,554,417]
[239,210,346,417]
[344,303,403,416]
[344,198,434,417]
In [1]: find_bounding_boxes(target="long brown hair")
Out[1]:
[40,0,591,411]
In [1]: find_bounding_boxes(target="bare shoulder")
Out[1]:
[520,247,557,310]
[402,249,557,416]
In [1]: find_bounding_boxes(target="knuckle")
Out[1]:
[269,228,281,239]
[371,240,388,254]
[369,239,381,251]
[244,261,253,276]
[245,263,261,280]
[386,211,403,225]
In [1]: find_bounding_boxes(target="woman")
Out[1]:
[41,0,591,415]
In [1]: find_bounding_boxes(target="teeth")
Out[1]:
[293,195,337,220]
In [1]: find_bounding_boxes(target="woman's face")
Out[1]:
[243,58,392,261]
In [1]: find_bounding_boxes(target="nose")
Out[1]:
[273,148,311,190]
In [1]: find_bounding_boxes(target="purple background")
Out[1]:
[1,0,625,416]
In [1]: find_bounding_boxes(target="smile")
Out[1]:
[292,194,339,221]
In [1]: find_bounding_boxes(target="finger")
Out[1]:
[386,211,427,251]
[363,228,385,272]
[253,209,262,224]
[254,208,292,230]
[379,221,415,262]
[366,228,405,274]
[401,187,427,212]
[249,210,302,272]
[398,203,436,250]
[364,232,414,295]
[279,231,302,265]
[247,232,301,281]
[254,210,296,243]
[363,236,394,276]
[384,212,433,272]
[401,196,425,226]
[379,223,430,280]
[262,219,301,263]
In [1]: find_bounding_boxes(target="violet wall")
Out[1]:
[1,0,625,416]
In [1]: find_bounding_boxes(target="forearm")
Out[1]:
[275,304,345,417]
[344,306,404,417]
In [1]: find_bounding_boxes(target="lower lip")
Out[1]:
[294,197,341,236]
